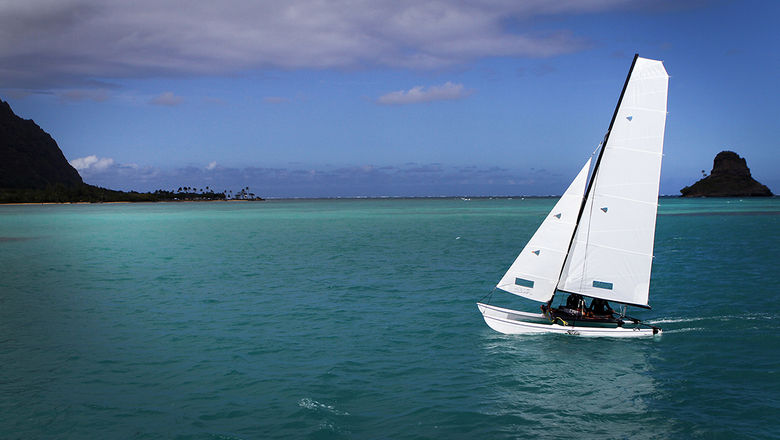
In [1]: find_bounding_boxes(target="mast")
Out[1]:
[553,54,640,301]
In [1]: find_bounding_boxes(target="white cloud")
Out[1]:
[0,0,659,89]
[377,82,471,105]
[150,91,183,106]
[70,155,114,171]
[206,161,218,170]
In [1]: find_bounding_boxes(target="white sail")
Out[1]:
[558,57,669,307]
[497,158,592,303]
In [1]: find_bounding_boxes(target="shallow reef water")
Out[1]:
[1,197,778,439]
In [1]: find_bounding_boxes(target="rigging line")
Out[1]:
[574,142,604,293]
[591,140,603,157]
[576,176,599,285]
[478,287,496,304]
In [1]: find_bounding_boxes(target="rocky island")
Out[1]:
[0,98,260,203]
[680,151,773,197]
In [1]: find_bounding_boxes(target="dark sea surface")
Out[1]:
[1,197,778,439]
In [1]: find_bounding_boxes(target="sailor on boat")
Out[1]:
[565,294,585,313]
[547,293,586,317]
[543,294,618,324]
[588,298,614,317]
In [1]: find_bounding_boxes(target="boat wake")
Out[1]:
[648,317,709,325]
[648,312,774,325]
[662,327,704,334]
[298,398,350,416]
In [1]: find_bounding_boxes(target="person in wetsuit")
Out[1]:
[564,294,584,313]
[589,298,614,317]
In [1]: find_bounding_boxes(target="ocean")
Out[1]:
[1,197,778,439]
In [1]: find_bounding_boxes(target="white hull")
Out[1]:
[477,303,660,338]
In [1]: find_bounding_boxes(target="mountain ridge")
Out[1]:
[0,99,84,189]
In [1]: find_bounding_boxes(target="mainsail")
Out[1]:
[557,56,669,307]
[496,158,591,303]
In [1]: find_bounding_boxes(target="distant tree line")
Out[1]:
[0,183,263,203]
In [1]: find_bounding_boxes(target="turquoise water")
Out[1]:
[1,197,778,439]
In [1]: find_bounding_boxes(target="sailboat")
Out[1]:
[477,54,668,337]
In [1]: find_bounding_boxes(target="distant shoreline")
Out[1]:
[2,194,776,206]
[1,195,551,205]
[0,199,259,206]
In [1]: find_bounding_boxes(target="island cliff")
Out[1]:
[680,151,773,197]
[0,99,83,189]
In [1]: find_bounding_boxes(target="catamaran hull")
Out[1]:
[477,303,660,338]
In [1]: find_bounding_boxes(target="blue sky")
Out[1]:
[2,0,777,197]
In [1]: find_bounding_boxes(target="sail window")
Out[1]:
[531,250,540,255]
[626,115,633,121]
[554,213,561,219]
[515,278,535,288]
[600,207,608,213]
[592,280,614,290]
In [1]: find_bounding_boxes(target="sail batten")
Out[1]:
[594,194,659,205]
[575,242,653,256]
[606,146,663,154]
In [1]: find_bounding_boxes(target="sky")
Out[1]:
[1,0,778,198]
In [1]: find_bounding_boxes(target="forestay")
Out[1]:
[497,158,591,303]
[557,57,669,307]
